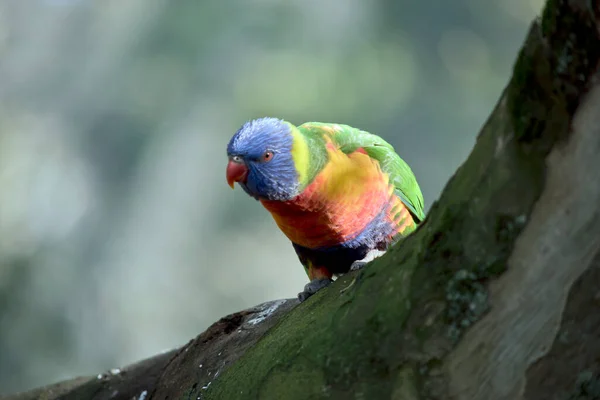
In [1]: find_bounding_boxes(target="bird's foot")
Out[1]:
[350,249,387,271]
[349,261,367,271]
[298,278,333,303]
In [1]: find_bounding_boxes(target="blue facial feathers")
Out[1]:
[227,117,299,200]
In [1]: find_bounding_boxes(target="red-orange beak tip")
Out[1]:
[226,159,248,189]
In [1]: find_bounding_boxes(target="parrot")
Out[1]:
[226,117,425,302]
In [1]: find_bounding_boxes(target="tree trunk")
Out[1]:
[3,0,600,399]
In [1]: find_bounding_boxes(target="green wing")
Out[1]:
[298,122,426,223]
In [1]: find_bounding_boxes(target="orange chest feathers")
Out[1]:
[260,147,399,249]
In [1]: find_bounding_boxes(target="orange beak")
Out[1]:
[226,159,248,189]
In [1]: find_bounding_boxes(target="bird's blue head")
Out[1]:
[226,117,301,201]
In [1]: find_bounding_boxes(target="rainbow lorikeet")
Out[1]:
[226,118,425,302]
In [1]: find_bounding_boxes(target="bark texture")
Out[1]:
[3,0,600,399]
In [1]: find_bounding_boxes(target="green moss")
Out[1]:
[510,0,600,150]
[403,8,600,388]
[568,371,600,400]
[257,360,328,400]
[540,0,557,37]
[508,25,555,144]
[445,269,488,342]
[202,244,420,400]
[390,366,419,400]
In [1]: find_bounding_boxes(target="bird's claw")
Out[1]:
[349,261,368,271]
[298,278,333,302]
[350,249,387,271]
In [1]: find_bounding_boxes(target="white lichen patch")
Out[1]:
[514,214,527,225]
[495,134,507,157]
[247,299,286,325]
[138,390,148,400]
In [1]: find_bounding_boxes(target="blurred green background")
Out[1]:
[0,0,543,394]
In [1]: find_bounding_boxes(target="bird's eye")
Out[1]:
[261,150,274,162]
[231,155,243,163]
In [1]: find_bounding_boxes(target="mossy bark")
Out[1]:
[3,1,600,399]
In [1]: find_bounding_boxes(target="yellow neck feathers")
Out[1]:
[289,124,310,186]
